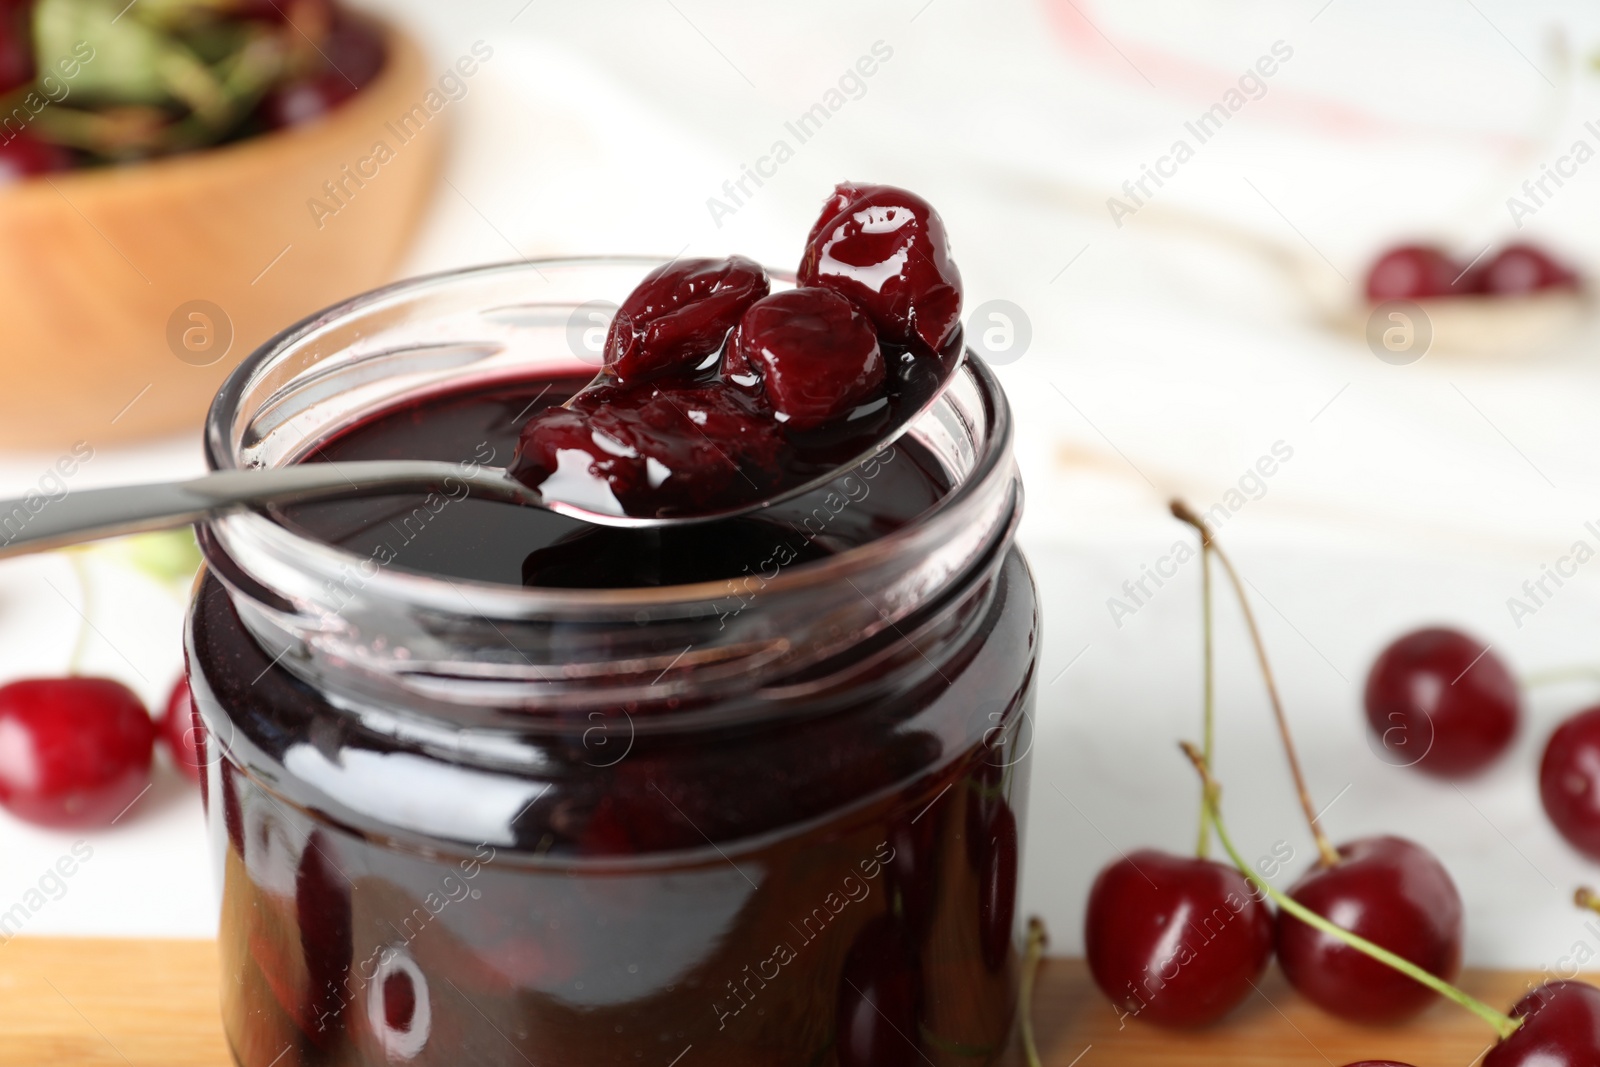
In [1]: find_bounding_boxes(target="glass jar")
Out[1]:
[187,259,1038,1067]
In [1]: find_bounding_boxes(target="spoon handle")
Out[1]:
[0,461,493,560]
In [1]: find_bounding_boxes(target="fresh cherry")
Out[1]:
[261,13,386,129]
[1483,981,1600,1066]
[1083,849,1273,1028]
[1365,244,1464,301]
[0,677,155,827]
[604,256,770,383]
[1539,706,1600,860]
[835,914,924,1067]
[159,677,206,783]
[1276,836,1463,1025]
[511,381,787,517]
[0,133,72,183]
[1185,738,1589,1066]
[1479,243,1580,296]
[727,288,885,429]
[799,182,963,353]
[1363,627,1519,778]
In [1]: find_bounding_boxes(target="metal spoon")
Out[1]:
[0,350,963,560]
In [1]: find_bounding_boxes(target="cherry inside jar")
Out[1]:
[188,259,1037,1067]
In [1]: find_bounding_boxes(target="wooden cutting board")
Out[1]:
[0,937,1531,1065]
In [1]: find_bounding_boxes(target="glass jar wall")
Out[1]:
[187,260,1038,1066]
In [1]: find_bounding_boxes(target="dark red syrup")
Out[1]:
[190,374,1036,1066]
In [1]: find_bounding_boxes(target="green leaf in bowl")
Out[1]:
[35,0,173,105]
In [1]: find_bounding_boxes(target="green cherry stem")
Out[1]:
[1170,499,1339,869]
[1193,537,1218,858]
[1178,740,1519,1041]
[1576,886,1600,916]
[1020,916,1048,1067]
[65,550,93,675]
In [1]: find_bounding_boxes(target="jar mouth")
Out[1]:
[201,257,1020,713]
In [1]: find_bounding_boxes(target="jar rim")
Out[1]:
[203,256,1016,614]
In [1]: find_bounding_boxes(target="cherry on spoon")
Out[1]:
[512,194,964,520]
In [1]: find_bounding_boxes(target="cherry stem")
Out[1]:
[1522,666,1600,689]
[66,551,92,676]
[1576,886,1600,916]
[1179,740,1519,1041]
[1194,539,1217,858]
[1021,916,1048,1067]
[1170,499,1339,869]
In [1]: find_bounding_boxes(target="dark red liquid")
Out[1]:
[190,376,1036,1066]
[280,376,946,587]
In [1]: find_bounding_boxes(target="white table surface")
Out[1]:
[6,0,1600,972]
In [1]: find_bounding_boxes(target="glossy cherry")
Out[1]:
[1276,836,1463,1025]
[1083,849,1273,1028]
[727,288,885,429]
[1363,627,1519,778]
[511,382,787,517]
[1365,244,1464,302]
[160,677,205,782]
[260,13,386,129]
[1479,244,1580,296]
[0,133,72,183]
[0,677,155,827]
[835,914,924,1067]
[1539,706,1600,860]
[603,256,770,383]
[510,186,970,518]
[1483,981,1600,1066]
[799,182,963,353]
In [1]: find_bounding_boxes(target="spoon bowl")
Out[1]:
[0,351,964,557]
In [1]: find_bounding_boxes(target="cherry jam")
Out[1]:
[513,185,965,521]
[277,376,946,588]
[190,260,1034,1067]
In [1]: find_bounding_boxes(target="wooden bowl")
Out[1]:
[0,19,444,449]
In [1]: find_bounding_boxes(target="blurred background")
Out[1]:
[5,0,1600,972]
